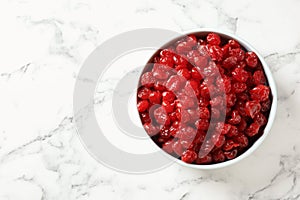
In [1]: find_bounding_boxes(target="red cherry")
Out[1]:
[159,56,174,68]
[232,82,247,93]
[177,68,191,80]
[233,133,248,148]
[162,140,174,154]
[140,72,155,88]
[195,154,212,164]
[160,49,174,58]
[172,140,184,156]
[207,33,221,45]
[227,125,239,137]
[232,67,249,83]
[173,54,188,66]
[191,67,203,80]
[143,123,159,136]
[148,91,162,104]
[238,118,247,131]
[180,126,197,141]
[193,55,208,68]
[162,101,175,113]
[137,87,151,100]
[166,75,184,92]
[186,34,197,46]
[176,42,192,54]
[253,70,266,85]
[223,139,239,151]
[228,40,240,48]
[154,80,166,91]
[162,91,176,103]
[228,110,241,125]
[224,149,238,160]
[212,149,226,162]
[250,85,270,102]
[222,56,237,68]
[208,45,223,61]
[229,48,245,61]
[140,112,151,124]
[245,101,261,118]
[153,106,169,125]
[261,99,271,112]
[216,76,232,94]
[181,150,197,163]
[254,112,267,126]
[195,118,210,130]
[215,122,232,135]
[199,107,210,119]
[211,107,221,119]
[245,52,258,68]
[226,93,237,107]
[246,122,261,137]
[213,134,226,148]
[137,100,149,112]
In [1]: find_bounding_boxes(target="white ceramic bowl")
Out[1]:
[144,29,278,170]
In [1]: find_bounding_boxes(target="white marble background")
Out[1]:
[1,0,300,199]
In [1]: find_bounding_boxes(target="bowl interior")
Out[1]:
[140,29,277,169]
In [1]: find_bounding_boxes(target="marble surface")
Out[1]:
[1,0,300,199]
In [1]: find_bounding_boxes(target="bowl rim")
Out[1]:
[141,28,278,170]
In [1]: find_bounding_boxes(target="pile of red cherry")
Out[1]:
[137,32,272,164]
